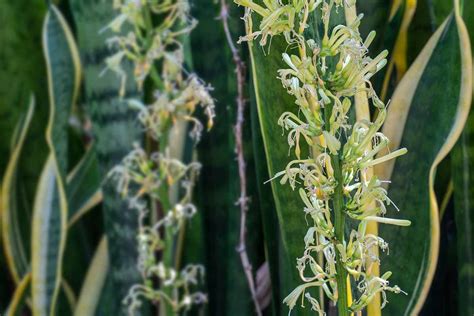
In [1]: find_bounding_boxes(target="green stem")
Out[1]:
[323,102,349,316]
[332,153,349,316]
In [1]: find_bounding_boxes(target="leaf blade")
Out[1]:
[1,96,35,283]
[74,237,109,316]
[6,273,31,316]
[190,3,267,314]
[66,145,102,227]
[375,3,472,314]
[451,2,474,315]
[31,156,67,316]
[31,5,81,315]
[70,2,145,313]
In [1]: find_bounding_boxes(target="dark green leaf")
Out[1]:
[67,146,102,226]
[450,2,474,315]
[452,115,474,316]
[190,2,266,315]
[70,1,145,314]
[1,97,35,284]
[0,2,48,307]
[376,7,472,314]
[31,5,81,315]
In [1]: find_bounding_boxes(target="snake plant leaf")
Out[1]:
[70,1,145,314]
[74,237,109,316]
[0,0,48,184]
[2,100,98,314]
[247,7,306,284]
[355,0,393,100]
[451,2,474,315]
[374,2,472,314]
[452,89,474,316]
[1,96,35,284]
[379,0,417,101]
[426,0,454,28]
[61,279,77,313]
[42,5,81,177]
[356,0,390,44]
[66,146,102,227]
[2,100,99,314]
[5,273,31,316]
[250,84,295,316]
[190,2,266,315]
[406,0,453,72]
[0,8,49,299]
[4,275,75,316]
[31,156,68,316]
[31,5,81,316]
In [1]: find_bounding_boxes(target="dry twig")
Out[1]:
[219,2,262,315]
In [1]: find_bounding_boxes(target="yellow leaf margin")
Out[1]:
[32,5,81,316]
[1,97,35,284]
[74,237,109,316]
[375,1,472,314]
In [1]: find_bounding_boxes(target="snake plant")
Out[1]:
[1,0,473,315]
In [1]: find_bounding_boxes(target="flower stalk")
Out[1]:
[235,0,411,314]
[102,0,215,314]
[331,148,349,316]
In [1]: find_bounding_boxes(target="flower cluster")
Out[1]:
[123,263,207,314]
[104,0,214,314]
[236,0,409,314]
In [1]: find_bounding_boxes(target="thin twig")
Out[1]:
[219,2,262,316]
